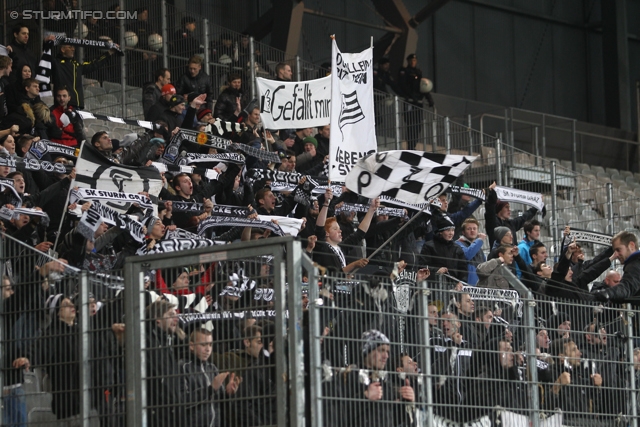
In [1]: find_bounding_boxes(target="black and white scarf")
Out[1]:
[247,168,329,186]
[70,188,154,210]
[77,201,147,242]
[326,242,347,268]
[25,139,78,160]
[197,216,284,237]
[136,237,218,256]
[0,178,22,206]
[166,129,280,164]
[171,202,250,217]
[335,203,407,218]
[0,156,72,174]
[447,185,486,201]
[0,207,50,226]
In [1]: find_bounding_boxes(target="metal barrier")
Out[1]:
[122,236,303,427]
[307,259,640,427]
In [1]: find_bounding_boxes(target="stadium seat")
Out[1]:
[581,209,600,221]
[591,165,605,174]
[82,77,100,87]
[103,81,122,94]
[86,86,106,98]
[98,94,119,106]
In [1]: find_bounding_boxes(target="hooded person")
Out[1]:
[40,294,81,420]
[331,329,416,427]
[420,214,468,284]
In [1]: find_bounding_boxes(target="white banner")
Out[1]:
[256,76,331,129]
[494,186,543,211]
[329,38,376,182]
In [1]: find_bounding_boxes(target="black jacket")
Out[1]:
[160,105,197,133]
[48,40,114,109]
[8,39,38,84]
[143,82,162,118]
[213,86,242,122]
[146,324,184,427]
[181,355,224,427]
[146,97,170,123]
[177,71,214,110]
[41,319,80,419]
[601,251,640,301]
[420,234,469,283]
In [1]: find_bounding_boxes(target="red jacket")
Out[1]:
[50,104,78,147]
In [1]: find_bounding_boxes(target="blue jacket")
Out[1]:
[518,238,535,267]
[456,236,486,285]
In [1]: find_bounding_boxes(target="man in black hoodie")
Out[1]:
[594,230,640,303]
[420,215,468,284]
[213,73,243,122]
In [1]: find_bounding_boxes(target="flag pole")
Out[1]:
[53,144,83,252]
[365,204,431,261]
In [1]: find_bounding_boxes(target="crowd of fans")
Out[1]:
[0,12,639,427]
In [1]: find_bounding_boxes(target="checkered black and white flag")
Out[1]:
[345,151,477,205]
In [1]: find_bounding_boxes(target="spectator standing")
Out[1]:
[456,218,487,285]
[46,35,119,109]
[7,24,37,85]
[177,56,214,110]
[143,68,171,118]
[397,53,433,149]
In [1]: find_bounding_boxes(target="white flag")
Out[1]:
[256,76,331,129]
[329,38,376,182]
[345,151,477,205]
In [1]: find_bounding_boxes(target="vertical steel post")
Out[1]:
[637,80,640,172]
[0,235,4,423]
[119,0,126,115]
[286,242,304,427]
[534,127,539,166]
[77,0,84,63]
[274,253,288,427]
[496,136,503,186]
[444,117,451,154]
[525,296,540,427]
[124,262,145,427]
[626,303,639,427]
[202,19,210,76]
[606,182,615,234]
[420,283,434,426]
[296,55,301,81]
[467,114,473,155]
[542,114,547,167]
[572,119,577,172]
[79,271,90,427]
[394,96,401,150]
[161,1,169,69]
[39,0,45,45]
[551,161,559,257]
[249,37,257,101]
[303,254,322,427]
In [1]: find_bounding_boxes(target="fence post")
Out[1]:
[571,119,577,172]
[626,303,639,427]
[202,19,210,76]
[249,36,257,101]
[444,117,451,154]
[161,1,169,69]
[467,114,473,155]
[550,161,558,258]
[286,241,304,427]
[606,183,614,234]
[541,114,547,168]
[79,270,91,427]
[0,234,4,424]
[124,261,145,427]
[496,136,503,186]
[77,0,84,63]
[534,127,539,166]
[303,254,322,427]
[119,0,127,116]
[524,297,540,427]
[274,254,288,427]
[296,55,301,81]
[394,96,401,150]
[420,284,434,426]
